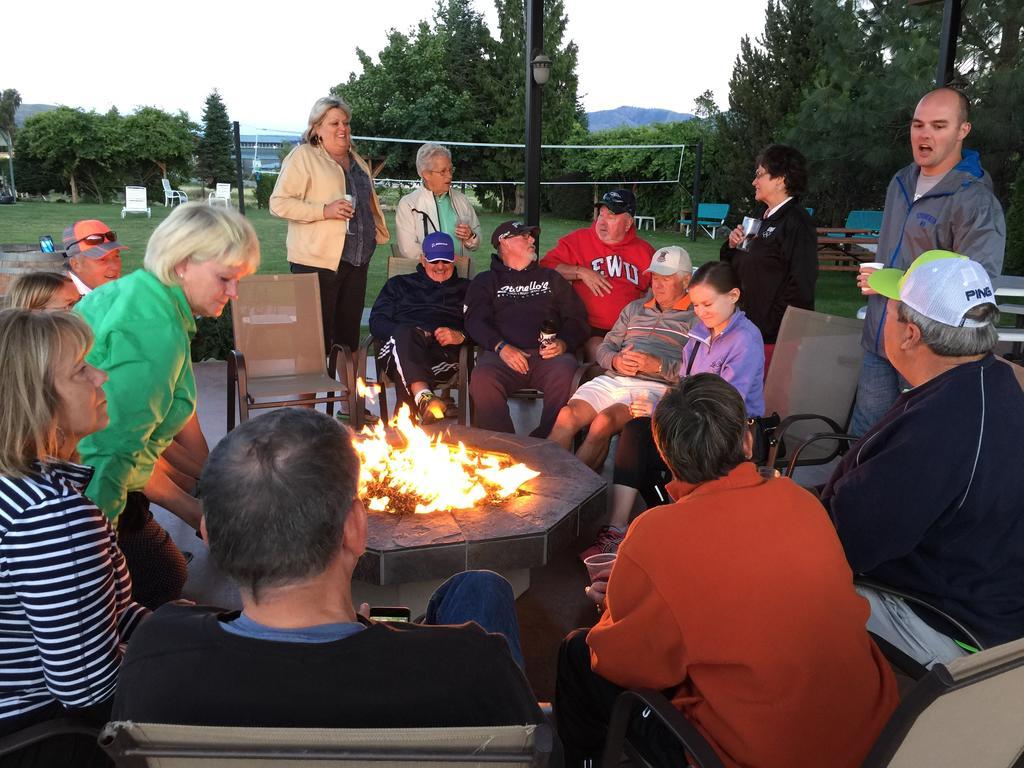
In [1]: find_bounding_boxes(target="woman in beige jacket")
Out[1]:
[270,96,389,352]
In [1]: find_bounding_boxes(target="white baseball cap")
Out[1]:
[868,250,995,328]
[645,246,693,277]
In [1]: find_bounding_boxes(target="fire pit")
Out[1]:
[351,420,607,612]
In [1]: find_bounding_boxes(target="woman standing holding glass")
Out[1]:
[721,144,817,370]
[270,96,390,353]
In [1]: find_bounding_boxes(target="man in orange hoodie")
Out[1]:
[555,374,898,767]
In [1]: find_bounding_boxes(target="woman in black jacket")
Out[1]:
[721,144,817,371]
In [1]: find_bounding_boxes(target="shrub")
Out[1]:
[544,173,594,220]
[190,305,234,361]
[254,173,278,210]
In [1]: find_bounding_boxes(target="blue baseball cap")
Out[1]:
[422,232,455,262]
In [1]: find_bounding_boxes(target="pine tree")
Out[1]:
[195,90,235,188]
[714,0,824,216]
[1004,159,1024,276]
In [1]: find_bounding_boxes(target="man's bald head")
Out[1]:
[917,87,970,124]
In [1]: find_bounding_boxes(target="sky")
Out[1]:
[7,0,768,134]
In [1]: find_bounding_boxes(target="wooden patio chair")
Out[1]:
[99,720,555,766]
[226,273,355,431]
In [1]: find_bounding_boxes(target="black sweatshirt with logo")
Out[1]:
[464,254,589,352]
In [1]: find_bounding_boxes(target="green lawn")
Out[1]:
[0,200,865,318]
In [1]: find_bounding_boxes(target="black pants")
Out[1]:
[377,326,462,413]
[612,417,670,507]
[116,492,187,610]
[290,261,370,353]
[0,700,112,768]
[555,630,687,767]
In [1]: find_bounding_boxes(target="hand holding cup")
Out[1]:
[583,553,617,608]
[858,262,885,295]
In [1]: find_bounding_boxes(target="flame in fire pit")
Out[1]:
[354,404,539,515]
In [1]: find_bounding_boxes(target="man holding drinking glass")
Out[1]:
[396,143,481,260]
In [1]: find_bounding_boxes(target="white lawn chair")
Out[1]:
[162,178,188,207]
[208,183,231,208]
[121,186,151,219]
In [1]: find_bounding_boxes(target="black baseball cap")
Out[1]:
[491,220,540,249]
[594,189,636,216]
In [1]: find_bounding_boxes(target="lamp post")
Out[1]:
[523,0,547,234]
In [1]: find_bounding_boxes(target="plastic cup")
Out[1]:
[583,552,617,582]
[343,194,355,234]
[859,262,885,294]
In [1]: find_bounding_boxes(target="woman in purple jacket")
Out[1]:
[581,262,766,558]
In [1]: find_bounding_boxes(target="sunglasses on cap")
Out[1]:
[69,231,118,248]
[499,230,532,241]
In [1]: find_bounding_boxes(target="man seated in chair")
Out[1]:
[540,189,655,360]
[823,250,1024,667]
[111,408,548,733]
[62,219,126,295]
[555,375,898,768]
[548,246,694,470]
[369,232,470,423]
[465,221,590,438]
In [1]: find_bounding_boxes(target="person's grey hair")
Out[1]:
[652,374,748,484]
[416,143,452,176]
[898,302,999,357]
[303,96,352,145]
[144,202,259,286]
[199,408,361,601]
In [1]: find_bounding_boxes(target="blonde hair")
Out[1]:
[144,202,260,286]
[0,309,93,477]
[7,271,75,311]
[303,96,352,146]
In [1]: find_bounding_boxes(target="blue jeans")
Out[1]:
[425,570,525,670]
[849,350,904,437]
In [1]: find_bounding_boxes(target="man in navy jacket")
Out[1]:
[465,221,589,437]
[823,251,1024,667]
[369,232,469,422]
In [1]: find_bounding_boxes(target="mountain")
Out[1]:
[15,104,58,127]
[586,106,694,133]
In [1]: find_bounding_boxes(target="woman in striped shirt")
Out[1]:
[0,309,147,760]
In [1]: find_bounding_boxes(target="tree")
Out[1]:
[482,0,587,212]
[118,107,195,182]
[559,120,724,226]
[0,88,21,140]
[195,90,235,188]
[1004,158,1024,276]
[715,0,824,216]
[15,107,107,202]
[334,0,586,213]
[693,90,719,120]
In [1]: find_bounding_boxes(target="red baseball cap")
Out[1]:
[62,220,128,260]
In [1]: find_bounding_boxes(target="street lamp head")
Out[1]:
[531,54,552,86]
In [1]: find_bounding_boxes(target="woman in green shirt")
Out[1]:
[76,203,260,608]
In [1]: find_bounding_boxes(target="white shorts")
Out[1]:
[570,374,668,413]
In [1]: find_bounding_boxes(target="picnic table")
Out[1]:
[816,228,879,272]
